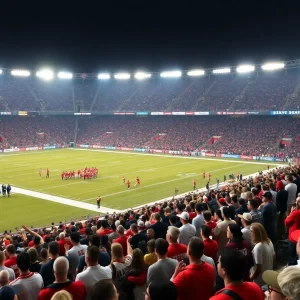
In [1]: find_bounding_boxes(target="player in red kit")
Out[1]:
[39,168,42,177]
[122,176,126,185]
[46,168,49,178]
[208,173,212,181]
[202,171,206,179]
[61,172,64,180]
[127,180,131,189]
[193,179,196,190]
[135,177,140,187]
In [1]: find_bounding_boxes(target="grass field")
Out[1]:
[0,149,279,231]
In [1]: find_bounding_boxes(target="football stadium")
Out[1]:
[1,62,300,299]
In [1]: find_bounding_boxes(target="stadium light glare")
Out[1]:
[57,72,73,79]
[134,72,152,80]
[0,70,2,75]
[213,68,231,74]
[36,69,54,80]
[11,69,31,77]
[187,69,205,76]
[261,62,285,71]
[97,73,110,80]
[160,71,182,78]
[236,65,255,73]
[114,73,131,80]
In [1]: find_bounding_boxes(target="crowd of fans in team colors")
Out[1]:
[1,116,300,158]
[1,164,300,299]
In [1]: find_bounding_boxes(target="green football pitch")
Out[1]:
[0,149,279,231]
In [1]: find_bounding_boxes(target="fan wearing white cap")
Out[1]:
[238,213,252,244]
[178,212,196,246]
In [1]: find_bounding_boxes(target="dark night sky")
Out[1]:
[1,1,300,73]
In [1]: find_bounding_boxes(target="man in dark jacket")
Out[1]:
[150,213,168,239]
[276,185,289,240]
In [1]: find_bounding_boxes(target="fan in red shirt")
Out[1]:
[172,237,215,300]
[4,245,19,278]
[203,211,217,232]
[96,220,113,236]
[166,226,188,261]
[113,225,128,256]
[201,225,218,263]
[38,256,86,300]
[210,248,264,300]
[57,232,73,256]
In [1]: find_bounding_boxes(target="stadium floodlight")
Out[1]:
[187,69,205,76]
[160,71,182,78]
[114,73,131,80]
[11,69,31,77]
[134,72,152,80]
[98,73,110,80]
[261,62,285,71]
[0,70,2,75]
[213,68,231,74]
[236,65,255,73]
[57,72,73,79]
[36,69,54,80]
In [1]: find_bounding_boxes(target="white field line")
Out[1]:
[10,187,120,214]
[70,148,284,166]
[82,163,244,202]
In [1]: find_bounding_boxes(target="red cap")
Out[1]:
[219,198,226,205]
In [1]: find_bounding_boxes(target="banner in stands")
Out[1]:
[120,147,134,151]
[136,112,149,115]
[240,155,253,160]
[3,148,19,152]
[194,112,210,115]
[150,112,164,115]
[163,112,172,115]
[92,145,104,149]
[253,156,275,161]
[104,146,116,150]
[203,152,216,157]
[74,112,91,115]
[221,154,241,159]
[134,148,146,152]
[172,112,185,115]
[275,158,284,162]
[43,146,58,150]
[270,111,300,115]
[26,147,42,151]
[152,149,163,153]
[79,144,89,148]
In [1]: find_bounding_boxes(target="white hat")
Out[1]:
[177,211,189,221]
[145,221,151,228]
[238,212,252,222]
[138,221,144,227]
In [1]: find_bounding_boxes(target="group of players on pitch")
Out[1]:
[122,176,140,189]
[61,167,98,180]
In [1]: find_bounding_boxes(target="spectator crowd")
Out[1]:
[1,165,300,299]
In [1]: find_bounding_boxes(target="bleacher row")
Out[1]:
[1,72,300,112]
[1,116,300,157]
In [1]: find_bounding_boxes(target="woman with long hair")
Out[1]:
[225,224,253,280]
[249,223,275,288]
[123,244,147,300]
